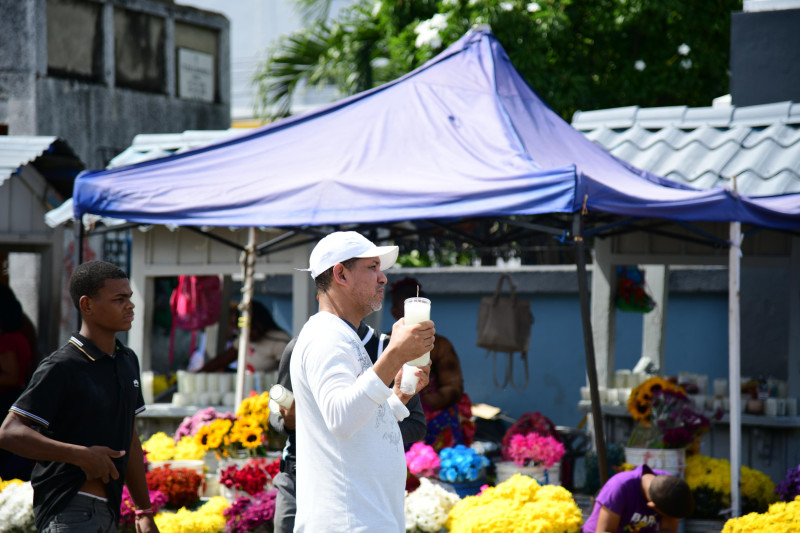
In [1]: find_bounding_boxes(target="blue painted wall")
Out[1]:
[257,288,730,429]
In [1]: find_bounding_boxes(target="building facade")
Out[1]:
[0,0,231,169]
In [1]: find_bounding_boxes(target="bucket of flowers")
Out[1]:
[775,463,800,503]
[192,391,279,463]
[436,444,490,498]
[219,457,278,501]
[684,453,776,521]
[145,464,205,509]
[446,473,584,533]
[495,431,565,486]
[625,376,718,477]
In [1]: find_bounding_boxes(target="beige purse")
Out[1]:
[476,274,534,390]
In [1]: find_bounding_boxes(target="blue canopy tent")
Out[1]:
[72,27,800,502]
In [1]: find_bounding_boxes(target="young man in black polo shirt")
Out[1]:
[0,261,157,533]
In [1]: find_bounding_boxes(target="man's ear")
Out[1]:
[645,501,656,510]
[333,263,347,284]
[78,295,92,315]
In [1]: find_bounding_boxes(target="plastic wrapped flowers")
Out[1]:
[446,473,583,533]
[405,477,461,533]
[439,445,490,483]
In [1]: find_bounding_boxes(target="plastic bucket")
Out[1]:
[495,461,561,486]
[624,447,685,479]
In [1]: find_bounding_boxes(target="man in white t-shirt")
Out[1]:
[291,231,435,532]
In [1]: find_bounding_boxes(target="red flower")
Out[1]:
[145,466,204,508]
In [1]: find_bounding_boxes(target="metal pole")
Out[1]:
[728,221,742,517]
[235,227,257,409]
[573,213,609,485]
[75,219,85,330]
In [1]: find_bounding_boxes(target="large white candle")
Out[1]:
[404,297,431,366]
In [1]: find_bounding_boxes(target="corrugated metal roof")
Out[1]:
[0,135,61,187]
[572,100,800,196]
[45,129,247,227]
[107,129,245,168]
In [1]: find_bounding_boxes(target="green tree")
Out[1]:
[254,0,741,121]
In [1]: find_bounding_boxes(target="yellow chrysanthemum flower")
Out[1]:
[142,432,176,462]
[722,497,800,533]
[0,478,23,492]
[446,474,582,533]
[154,496,228,533]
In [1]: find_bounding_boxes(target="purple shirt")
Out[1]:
[582,465,670,533]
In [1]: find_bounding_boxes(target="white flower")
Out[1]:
[372,1,382,17]
[527,2,542,12]
[678,43,691,56]
[414,13,449,49]
[500,1,514,11]
[371,57,390,69]
[0,481,35,531]
[681,58,692,69]
[634,59,646,71]
[405,478,461,532]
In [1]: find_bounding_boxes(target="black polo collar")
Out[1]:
[68,332,123,362]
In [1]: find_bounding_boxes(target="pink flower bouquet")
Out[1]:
[405,442,440,477]
[507,432,565,469]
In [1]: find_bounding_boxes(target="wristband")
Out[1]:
[134,508,154,517]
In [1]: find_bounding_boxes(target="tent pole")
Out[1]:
[75,219,85,330]
[573,214,609,485]
[728,221,742,517]
[235,227,257,410]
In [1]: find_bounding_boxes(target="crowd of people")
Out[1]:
[0,237,695,532]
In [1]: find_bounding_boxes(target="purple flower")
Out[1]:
[776,465,800,501]
[224,489,278,533]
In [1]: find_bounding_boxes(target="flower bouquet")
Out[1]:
[775,463,800,502]
[175,406,236,442]
[146,465,205,509]
[193,391,275,459]
[405,442,440,478]
[721,499,800,533]
[627,377,712,451]
[446,474,583,533]
[224,489,277,533]
[507,432,565,469]
[685,454,777,518]
[405,477,461,533]
[438,445,489,484]
[0,479,35,532]
[219,457,275,499]
[153,496,228,533]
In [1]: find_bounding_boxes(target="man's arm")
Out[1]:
[657,516,680,533]
[398,392,426,445]
[268,337,296,435]
[594,505,621,533]
[125,425,158,532]
[0,411,124,482]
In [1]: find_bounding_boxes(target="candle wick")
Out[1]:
[417,286,420,298]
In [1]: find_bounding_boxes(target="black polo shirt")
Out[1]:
[11,333,145,530]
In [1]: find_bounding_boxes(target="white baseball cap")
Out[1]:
[304,231,399,279]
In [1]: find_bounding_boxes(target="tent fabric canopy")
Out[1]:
[72,28,800,230]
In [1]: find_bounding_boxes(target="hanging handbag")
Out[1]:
[476,274,534,390]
